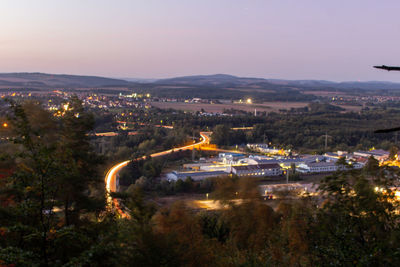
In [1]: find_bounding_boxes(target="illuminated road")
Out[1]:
[105,132,211,218]
[92,131,138,137]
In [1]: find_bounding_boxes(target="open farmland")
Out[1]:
[302,90,353,97]
[151,101,362,113]
[151,101,309,113]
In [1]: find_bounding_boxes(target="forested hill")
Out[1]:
[0,72,133,88]
[2,72,400,92]
[156,74,400,90]
[156,74,268,86]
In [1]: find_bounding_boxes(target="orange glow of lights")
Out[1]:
[105,132,211,218]
[2,122,8,128]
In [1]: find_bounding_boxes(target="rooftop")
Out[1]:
[173,170,227,179]
[232,163,281,171]
[307,162,337,167]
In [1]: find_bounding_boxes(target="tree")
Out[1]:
[0,99,108,266]
[152,202,215,266]
[56,96,105,225]
[313,170,400,265]
[365,156,380,175]
[0,100,60,265]
[271,199,316,266]
[335,156,349,171]
[211,124,231,146]
[389,146,398,160]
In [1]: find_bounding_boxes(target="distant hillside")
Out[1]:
[156,74,267,87]
[266,79,400,90]
[0,73,132,88]
[2,72,400,92]
[156,74,400,90]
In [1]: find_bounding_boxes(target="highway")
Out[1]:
[105,132,211,218]
[92,131,138,137]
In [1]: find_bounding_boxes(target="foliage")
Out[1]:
[313,169,400,265]
[0,99,107,266]
[2,99,400,266]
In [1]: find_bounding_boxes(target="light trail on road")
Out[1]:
[105,132,211,218]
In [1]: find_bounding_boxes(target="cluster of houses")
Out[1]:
[165,146,390,181]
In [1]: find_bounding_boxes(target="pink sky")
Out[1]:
[1,0,400,82]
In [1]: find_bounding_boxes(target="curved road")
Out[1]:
[105,132,211,218]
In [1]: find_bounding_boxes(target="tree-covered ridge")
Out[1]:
[127,103,400,152]
[209,105,400,152]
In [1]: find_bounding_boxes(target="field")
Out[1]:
[151,101,361,113]
[302,90,353,97]
[151,101,309,113]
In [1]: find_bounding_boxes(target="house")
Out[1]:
[297,162,339,173]
[348,161,364,169]
[246,158,280,165]
[301,155,326,163]
[369,149,390,161]
[354,157,368,165]
[218,153,245,164]
[230,163,282,177]
[278,158,306,168]
[324,152,340,159]
[246,155,305,168]
[353,150,389,162]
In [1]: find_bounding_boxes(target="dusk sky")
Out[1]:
[1,0,400,82]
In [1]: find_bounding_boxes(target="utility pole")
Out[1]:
[325,132,328,150]
[321,132,332,151]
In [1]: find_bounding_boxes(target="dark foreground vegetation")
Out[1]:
[1,99,400,266]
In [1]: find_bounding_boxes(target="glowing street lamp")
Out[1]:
[2,122,8,128]
[246,98,252,104]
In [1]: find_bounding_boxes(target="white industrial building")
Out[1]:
[297,161,363,174]
[229,163,282,177]
[297,162,339,173]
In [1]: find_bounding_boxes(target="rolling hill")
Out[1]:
[1,72,400,92]
[0,72,132,88]
[156,74,400,90]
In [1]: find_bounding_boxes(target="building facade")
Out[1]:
[230,163,282,177]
